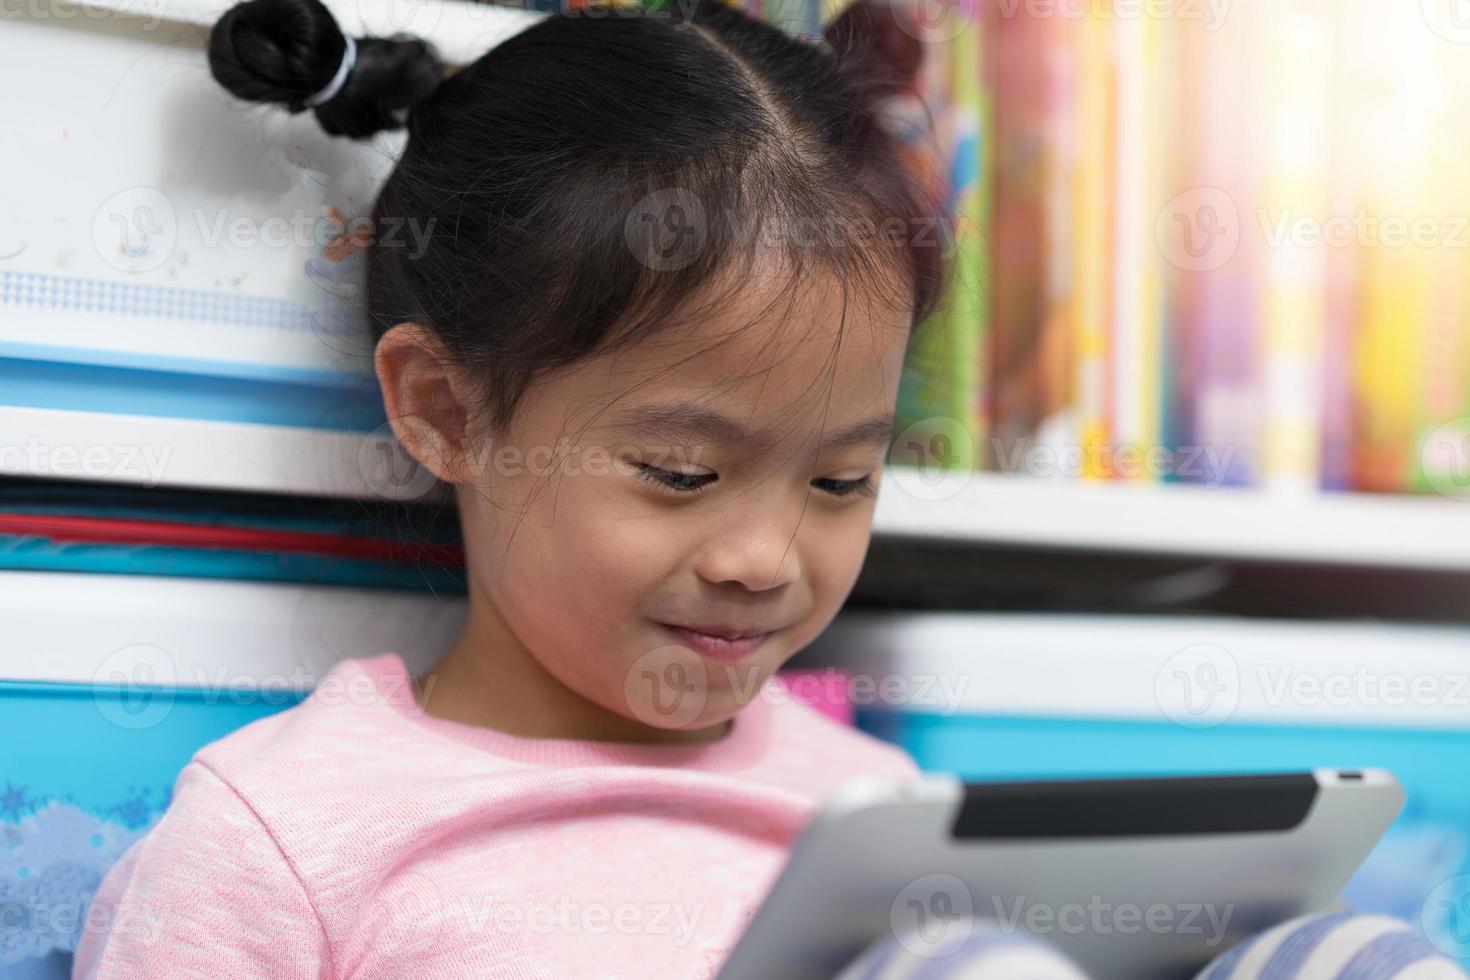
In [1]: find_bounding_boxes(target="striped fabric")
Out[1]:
[1197,914,1467,980]
[835,914,1468,980]
[835,919,1090,980]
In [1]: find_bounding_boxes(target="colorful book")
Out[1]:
[1071,1,1113,479]
[676,0,1470,500]
[892,0,988,475]
[1258,4,1331,493]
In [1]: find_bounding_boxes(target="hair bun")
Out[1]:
[208,0,444,139]
[823,0,924,100]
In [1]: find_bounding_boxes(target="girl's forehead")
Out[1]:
[603,265,910,391]
[582,320,906,443]
[524,256,913,445]
[563,291,909,452]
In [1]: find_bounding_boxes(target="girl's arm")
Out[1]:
[72,760,329,979]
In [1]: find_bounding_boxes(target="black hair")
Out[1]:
[208,0,951,437]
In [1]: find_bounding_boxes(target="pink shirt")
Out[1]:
[73,652,919,979]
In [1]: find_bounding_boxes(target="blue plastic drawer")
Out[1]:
[0,681,306,976]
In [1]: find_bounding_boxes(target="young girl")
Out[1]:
[71,0,1468,977]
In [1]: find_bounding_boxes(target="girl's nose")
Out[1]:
[692,506,804,592]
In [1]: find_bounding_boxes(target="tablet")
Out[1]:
[716,768,1404,980]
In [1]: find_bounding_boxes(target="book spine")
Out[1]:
[986,0,1050,476]
[893,0,988,475]
[1412,35,1470,496]
[1039,9,1079,473]
[1072,3,1112,479]
[1348,8,1433,493]
[1190,9,1261,488]
[1259,4,1331,494]
[1110,9,1151,482]
[1319,1,1363,492]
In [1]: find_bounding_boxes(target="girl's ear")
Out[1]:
[823,0,925,99]
[374,322,481,485]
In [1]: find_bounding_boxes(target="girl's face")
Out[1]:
[389,266,911,738]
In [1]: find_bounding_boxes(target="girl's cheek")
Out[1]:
[580,506,685,588]
[799,517,875,617]
[545,473,683,579]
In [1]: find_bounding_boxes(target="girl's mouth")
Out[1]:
[654,622,774,664]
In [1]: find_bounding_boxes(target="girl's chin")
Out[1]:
[611,660,778,734]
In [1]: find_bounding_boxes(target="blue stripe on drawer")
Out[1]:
[0,353,386,430]
[0,340,374,386]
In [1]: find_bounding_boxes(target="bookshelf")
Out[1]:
[9,0,1465,575]
[872,469,1470,573]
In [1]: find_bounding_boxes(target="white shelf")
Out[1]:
[873,469,1470,572]
[0,570,464,686]
[0,405,450,502]
[804,611,1470,729]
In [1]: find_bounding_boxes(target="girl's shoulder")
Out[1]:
[187,651,465,791]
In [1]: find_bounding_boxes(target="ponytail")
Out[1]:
[207,0,444,139]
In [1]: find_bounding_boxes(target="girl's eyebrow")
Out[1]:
[602,403,897,450]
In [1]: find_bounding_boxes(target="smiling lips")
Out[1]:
[656,622,776,664]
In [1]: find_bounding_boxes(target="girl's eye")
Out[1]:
[635,465,877,499]
[636,464,718,494]
[812,475,876,499]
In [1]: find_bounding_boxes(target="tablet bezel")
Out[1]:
[715,768,1404,980]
